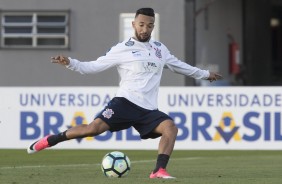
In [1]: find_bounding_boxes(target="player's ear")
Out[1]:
[132,21,135,28]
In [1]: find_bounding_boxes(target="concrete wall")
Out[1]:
[0,0,186,86]
[195,0,242,85]
[0,0,243,87]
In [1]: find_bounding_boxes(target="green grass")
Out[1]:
[0,150,282,184]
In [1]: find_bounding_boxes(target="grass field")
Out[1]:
[0,149,282,184]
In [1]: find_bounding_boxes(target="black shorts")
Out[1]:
[95,97,172,139]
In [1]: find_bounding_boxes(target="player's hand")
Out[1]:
[207,72,223,82]
[51,55,70,66]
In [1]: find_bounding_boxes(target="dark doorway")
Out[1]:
[243,0,272,85]
[271,5,282,83]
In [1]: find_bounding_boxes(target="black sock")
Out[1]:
[153,154,170,173]
[47,130,68,146]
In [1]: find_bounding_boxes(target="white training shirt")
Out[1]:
[66,37,210,110]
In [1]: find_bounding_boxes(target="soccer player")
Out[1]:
[27,7,222,179]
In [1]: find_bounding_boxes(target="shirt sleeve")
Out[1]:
[66,45,121,74]
[164,47,210,80]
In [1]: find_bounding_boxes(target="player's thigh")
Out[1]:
[152,119,178,135]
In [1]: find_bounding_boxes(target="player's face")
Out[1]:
[132,14,155,42]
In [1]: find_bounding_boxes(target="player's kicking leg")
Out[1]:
[149,119,178,179]
[27,118,109,154]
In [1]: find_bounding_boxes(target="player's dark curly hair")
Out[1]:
[135,8,155,18]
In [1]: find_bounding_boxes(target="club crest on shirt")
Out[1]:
[125,40,134,46]
[154,48,162,59]
[153,41,162,47]
[102,108,114,119]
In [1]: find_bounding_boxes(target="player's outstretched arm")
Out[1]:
[207,72,223,82]
[51,55,70,66]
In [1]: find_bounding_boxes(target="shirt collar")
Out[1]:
[130,37,154,48]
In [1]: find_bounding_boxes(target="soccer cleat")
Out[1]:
[27,135,51,154]
[149,168,176,179]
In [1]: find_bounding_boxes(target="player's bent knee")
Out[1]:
[163,121,178,136]
[170,123,178,136]
[154,119,178,137]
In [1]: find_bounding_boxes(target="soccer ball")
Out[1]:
[101,151,131,178]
